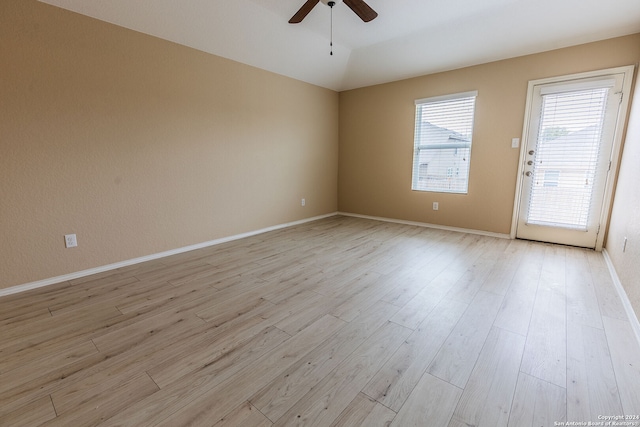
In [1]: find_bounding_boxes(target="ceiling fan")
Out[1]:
[289,0,378,24]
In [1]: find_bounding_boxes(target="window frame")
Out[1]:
[411,90,478,194]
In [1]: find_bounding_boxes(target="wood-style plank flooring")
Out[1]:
[1,215,640,426]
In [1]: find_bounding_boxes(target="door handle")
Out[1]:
[525,171,532,177]
[527,160,533,165]
[528,150,535,155]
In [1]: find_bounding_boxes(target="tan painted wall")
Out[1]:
[607,69,640,320]
[338,34,640,235]
[0,1,339,289]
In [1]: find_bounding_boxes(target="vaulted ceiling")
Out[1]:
[39,0,640,91]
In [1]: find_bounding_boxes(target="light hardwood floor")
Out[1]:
[1,215,639,426]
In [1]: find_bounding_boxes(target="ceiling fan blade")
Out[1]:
[289,0,320,24]
[343,0,378,22]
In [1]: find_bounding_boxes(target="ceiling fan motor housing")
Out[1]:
[321,0,342,6]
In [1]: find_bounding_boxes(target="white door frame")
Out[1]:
[510,65,635,250]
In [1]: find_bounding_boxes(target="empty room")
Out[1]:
[2,0,640,426]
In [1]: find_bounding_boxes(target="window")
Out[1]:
[526,84,611,230]
[543,170,560,187]
[418,163,429,181]
[412,91,477,193]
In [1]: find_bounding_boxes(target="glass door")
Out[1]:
[516,73,626,248]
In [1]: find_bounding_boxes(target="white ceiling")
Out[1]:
[39,0,640,91]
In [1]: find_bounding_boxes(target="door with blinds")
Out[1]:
[516,69,631,249]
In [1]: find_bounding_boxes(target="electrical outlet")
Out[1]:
[511,138,520,148]
[433,202,439,211]
[65,234,77,248]
[301,198,306,207]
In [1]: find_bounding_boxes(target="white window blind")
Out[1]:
[412,91,477,194]
[526,86,611,230]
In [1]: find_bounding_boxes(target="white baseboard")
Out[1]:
[0,212,338,299]
[338,212,511,240]
[602,250,640,346]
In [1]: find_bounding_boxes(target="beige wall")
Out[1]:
[338,34,640,235]
[0,1,339,289]
[607,69,640,320]
[2,1,639,297]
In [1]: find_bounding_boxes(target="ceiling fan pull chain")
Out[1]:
[329,1,334,55]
